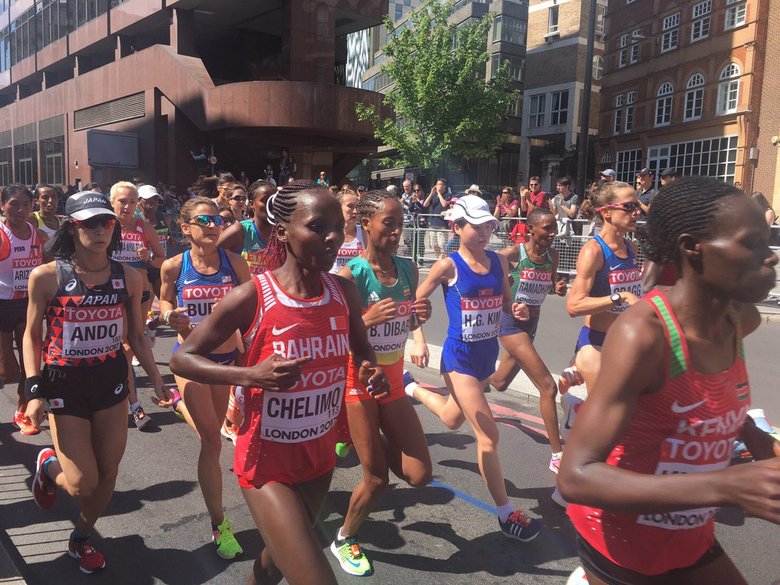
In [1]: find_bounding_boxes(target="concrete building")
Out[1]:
[523,0,606,192]
[0,0,388,190]
[596,0,769,191]
[348,0,528,192]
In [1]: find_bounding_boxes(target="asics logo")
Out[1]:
[114,384,124,395]
[65,279,78,292]
[272,322,300,336]
[29,384,39,395]
[671,399,706,414]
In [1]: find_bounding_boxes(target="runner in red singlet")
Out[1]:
[170,183,388,585]
[559,177,780,584]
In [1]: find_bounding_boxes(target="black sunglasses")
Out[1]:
[72,216,117,230]
[188,214,226,227]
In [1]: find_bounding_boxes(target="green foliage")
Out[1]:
[356,0,517,170]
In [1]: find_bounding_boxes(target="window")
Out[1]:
[616,149,642,183]
[71,0,108,31]
[0,27,9,73]
[630,43,639,64]
[717,63,740,115]
[725,0,746,30]
[615,94,625,108]
[529,94,545,128]
[507,94,522,118]
[661,13,679,53]
[493,15,527,45]
[654,136,738,183]
[625,92,635,133]
[614,108,623,135]
[684,73,705,121]
[655,82,673,126]
[36,0,68,51]
[618,35,628,68]
[551,90,569,125]
[491,55,524,81]
[11,7,36,65]
[548,6,559,34]
[595,5,607,36]
[691,1,711,42]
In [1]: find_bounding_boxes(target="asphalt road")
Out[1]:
[0,310,778,584]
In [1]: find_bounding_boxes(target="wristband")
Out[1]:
[163,309,173,325]
[24,375,44,402]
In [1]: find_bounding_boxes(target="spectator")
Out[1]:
[357,185,368,199]
[493,186,519,233]
[401,179,414,210]
[551,177,579,238]
[526,176,548,212]
[409,183,427,264]
[599,169,616,183]
[316,170,330,187]
[751,191,776,226]
[278,149,296,184]
[636,168,656,217]
[386,184,399,198]
[422,178,452,259]
[659,167,679,187]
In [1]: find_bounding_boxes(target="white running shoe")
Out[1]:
[566,566,588,584]
[561,393,584,441]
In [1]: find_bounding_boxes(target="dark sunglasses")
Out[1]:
[72,216,116,230]
[502,190,510,194]
[598,201,641,213]
[188,214,226,227]
[230,195,247,202]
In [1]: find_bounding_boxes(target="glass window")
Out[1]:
[625,104,634,133]
[630,43,639,64]
[11,7,36,65]
[71,0,108,31]
[529,94,545,128]
[655,82,673,127]
[493,15,527,45]
[0,27,10,73]
[717,63,740,115]
[37,0,68,50]
[616,149,642,182]
[548,6,559,34]
[684,73,705,121]
[491,54,524,81]
[725,0,746,29]
[551,90,568,125]
[614,108,623,135]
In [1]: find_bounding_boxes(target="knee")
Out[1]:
[407,465,433,488]
[538,378,558,399]
[443,413,465,430]
[200,430,223,457]
[476,430,500,453]
[362,471,390,494]
[65,472,99,498]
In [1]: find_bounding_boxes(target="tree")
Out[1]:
[356,1,518,172]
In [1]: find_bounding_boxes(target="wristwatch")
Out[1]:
[610,292,622,305]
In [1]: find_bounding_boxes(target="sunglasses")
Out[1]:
[188,214,226,227]
[230,196,247,202]
[597,201,641,213]
[502,191,510,194]
[72,216,116,230]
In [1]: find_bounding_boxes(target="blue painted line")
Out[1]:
[430,479,497,516]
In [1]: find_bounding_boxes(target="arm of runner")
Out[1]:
[125,264,171,406]
[497,243,520,265]
[551,248,567,296]
[559,305,780,523]
[740,415,780,460]
[410,263,431,325]
[22,264,57,426]
[566,240,638,316]
[142,221,166,268]
[159,256,191,339]
[415,257,454,300]
[216,221,245,255]
[227,249,252,285]
[409,326,430,368]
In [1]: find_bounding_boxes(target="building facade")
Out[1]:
[523,0,606,191]
[0,0,389,190]
[597,0,768,191]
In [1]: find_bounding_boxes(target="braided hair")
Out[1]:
[357,189,397,222]
[261,180,322,271]
[247,179,275,201]
[645,176,743,267]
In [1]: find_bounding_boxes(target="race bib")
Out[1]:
[332,247,361,272]
[114,231,144,263]
[367,300,412,358]
[514,268,552,306]
[61,305,123,359]
[259,382,343,443]
[244,250,268,275]
[12,255,41,291]
[461,294,502,342]
[609,268,642,313]
[182,283,233,326]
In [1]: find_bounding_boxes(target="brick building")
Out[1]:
[524,0,606,191]
[0,0,388,190]
[754,2,780,204]
[597,0,769,192]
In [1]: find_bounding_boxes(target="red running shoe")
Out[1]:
[68,539,106,574]
[32,448,57,510]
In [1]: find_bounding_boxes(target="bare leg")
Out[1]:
[488,350,522,392]
[575,345,602,394]
[409,378,466,430]
[0,330,20,387]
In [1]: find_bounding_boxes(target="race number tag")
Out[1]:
[61,305,123,359]
[260,382,343,443]
[609,268,642,313]
[461,294,502,341]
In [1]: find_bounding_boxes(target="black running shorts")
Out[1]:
[0,298,28,333]
[41,354,129,420]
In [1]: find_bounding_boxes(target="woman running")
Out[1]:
[109,181,167,429]
[408,194,542,542]
[331,190,432,577]
[330,187,363,274]
[159,197,250,560]
[170,184,387,585]
[488,207,567,474]
[225,184,248,220]
[559,177,780,584]
[24,191,171,574]
[217,180,275,276]
[559,181,642,400]
[1,185,44,434]
[137,185,171,303]
[30,184,63,238]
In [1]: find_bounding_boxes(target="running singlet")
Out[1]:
[444,250,503,342]
[154,215,169,258]
[113,219,148,268]
[240,219,269,275]
[512,243,553,307]
[44,260,129,366]
[0,221,43,300]
[236,271,350,486]
[347,254,414,365]
[176,249,238,326]
[568,290,749,575]
[589,234,642,313]
[330,227,363,274]
[32,211,59,238]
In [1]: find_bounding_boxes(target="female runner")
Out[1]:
[559,177,780,584]
[558,182,642,428]
[170,184,387,585]
[1,185,44,434]
[109,181,167,429]
[329,187,363,274]
[25,191,170,574]
[160,197,250,559]
[331,190,432,576]
[137,185,171,302]
[488,207,567,474]
[30,184,63,238]
[225,184,248,220]
[217,180,275,276]
[409,195,541,542]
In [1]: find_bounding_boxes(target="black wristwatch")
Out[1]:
[610,292,622,305]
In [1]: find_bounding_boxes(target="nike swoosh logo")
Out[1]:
[272,322,300,336]
[671,399,706,414]
[183,279,198,285]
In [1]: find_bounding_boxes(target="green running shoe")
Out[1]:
[330,534,373,576]
[335,441,353,458]
[212,517,243,560]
